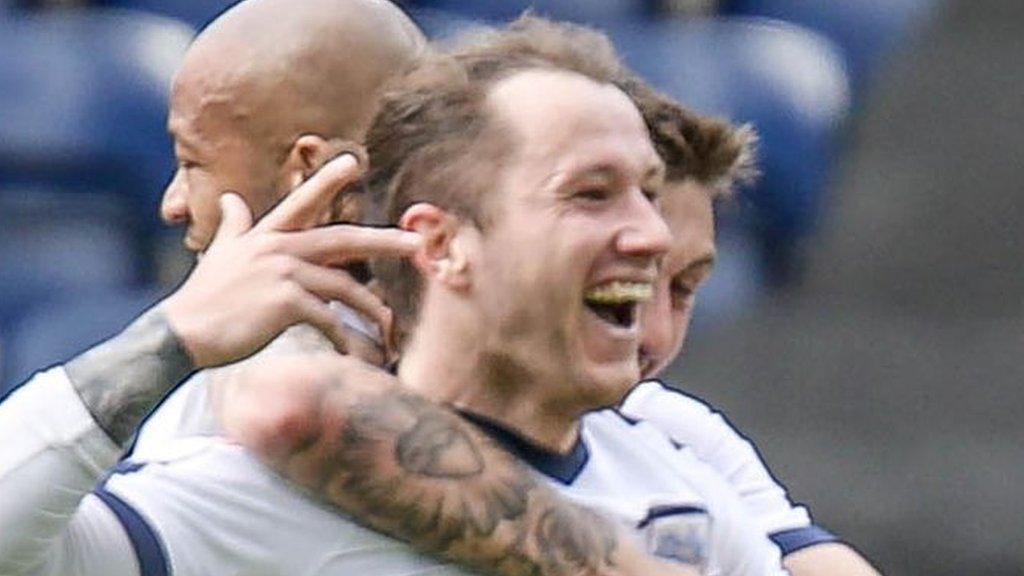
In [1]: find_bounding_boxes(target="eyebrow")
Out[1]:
[643,162,666,185]
[567,160,665,185]
[168,124,200,156]
[571,163,618,181]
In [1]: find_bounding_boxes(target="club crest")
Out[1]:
[638,504,711,568]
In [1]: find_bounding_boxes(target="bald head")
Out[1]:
[173,0,425,148]
[162,0,426,252]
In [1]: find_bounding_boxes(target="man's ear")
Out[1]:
[281,135,368,224]
[399,203,474,291]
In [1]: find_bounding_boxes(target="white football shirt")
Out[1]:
[107,408,786,575]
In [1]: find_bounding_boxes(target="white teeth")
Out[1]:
[584,281,653,304]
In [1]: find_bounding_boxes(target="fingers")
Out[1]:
[282,224,422,265]
[289,262,392,341]
[256,153,364,233]
[212,192,254,243]
[291,293,351,356]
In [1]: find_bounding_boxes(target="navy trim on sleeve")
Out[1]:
[93,485,171,576]
[637,504,708,529]
[770,525,839,556]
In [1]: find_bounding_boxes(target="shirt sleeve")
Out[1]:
[620,381,832,551]
[0,367,137,575]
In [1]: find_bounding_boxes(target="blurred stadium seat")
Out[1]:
[0,8,191,363]
[405,0,655,25]
[609,17,851,286]
[96,0,238,30]
[1,285,168,395]
[405,5,489,39]
[723,0,943,91]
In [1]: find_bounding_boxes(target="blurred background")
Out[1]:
[0,0,1020,574]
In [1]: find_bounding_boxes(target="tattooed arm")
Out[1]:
[221,354,697,576]
[0,156,420,574]
[64,307,196,445]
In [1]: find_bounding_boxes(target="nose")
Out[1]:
[617,190,672,260]
[160,168,189,226]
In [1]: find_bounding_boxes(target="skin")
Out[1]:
[221,67,694,576]
[637,180,717,379]
[397,69,670,452]
[53,0,877,572]
[220,174,881,576]
[70,157,421,445]
[221,353,695,576]
[49,2,691,575]
[635,182,883,576]
[161,0,425,252]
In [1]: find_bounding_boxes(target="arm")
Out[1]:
[219,354,697,576]
[620,381,883,575]
[0,310,189,574]
[0,154,420,574]
[784,543,881,576]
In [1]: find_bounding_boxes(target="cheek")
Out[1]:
[191,178,227,226]
[640,299,690,377]
[665,309,690,364]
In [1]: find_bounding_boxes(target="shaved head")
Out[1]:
[174,0,426,148]
[163,0,426,251]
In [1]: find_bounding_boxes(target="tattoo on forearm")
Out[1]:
[276,376,621,576]
[66,307,194,446]
[396,412,485,478]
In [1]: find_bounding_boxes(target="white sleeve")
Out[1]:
[620,381,837,555]
[0,367,137,576]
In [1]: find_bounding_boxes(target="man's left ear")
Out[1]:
[283,135,366,185]
[442,225,479,291]
[399,203,478,292]
[282,135,367,223]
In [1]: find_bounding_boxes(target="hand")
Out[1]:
[162,154,420,368]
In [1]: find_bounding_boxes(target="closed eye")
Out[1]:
[575,187,610,202]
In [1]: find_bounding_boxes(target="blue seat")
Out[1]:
[723,0,944,91]
[406,0,654,26]
[2,285,168,396]
[405,6,485,40]
[609,17,851,285]
[96,0,238,30]
[0,9,192,333]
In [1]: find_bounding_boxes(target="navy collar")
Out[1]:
[457,409,589,484]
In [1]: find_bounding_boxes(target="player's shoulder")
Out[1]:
[618,380,728,445]
[621,379,715,418]
[101,437,470,576]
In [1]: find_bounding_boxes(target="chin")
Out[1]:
[575,361,640,410]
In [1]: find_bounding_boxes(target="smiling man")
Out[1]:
[216,22,879,576]
[0,4,876,576]
[92,22,787,576]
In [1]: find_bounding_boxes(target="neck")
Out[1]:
[399,299,583,454]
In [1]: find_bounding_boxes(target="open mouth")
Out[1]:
[583,281,652,329]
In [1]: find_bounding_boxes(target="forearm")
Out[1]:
[783,543,882,576]
[257,362,693,576]
[0,306,193,572]
[65,306,195,446]
[0,369,123,573]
